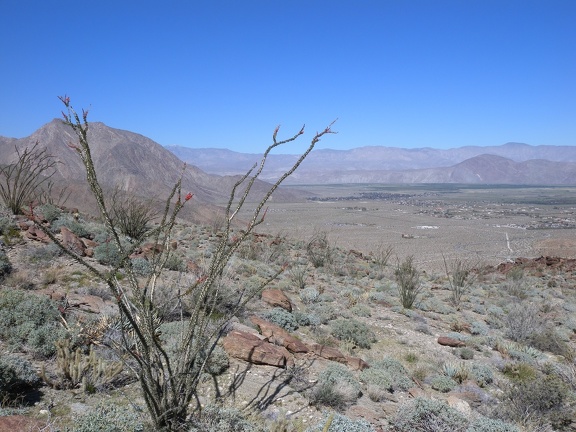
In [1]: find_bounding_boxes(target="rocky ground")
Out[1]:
[0,203,576,431]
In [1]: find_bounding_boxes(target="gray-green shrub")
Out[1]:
[66,403,144,432]
[0,289,65,357]
[0,354,40,398]
[0,250,12,280]
[262,307,299,332]
[189,404,265,432]
[466,416,519,432]
[390,397,468,432]
[306,412,375,432]
[330,318,376,349]
[430,374,457,392]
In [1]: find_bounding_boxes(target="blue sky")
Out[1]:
[1,1,575,153]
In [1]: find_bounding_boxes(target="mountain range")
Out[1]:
[1,120,575,215]
[167,142,576,185]
[0,120,305,219]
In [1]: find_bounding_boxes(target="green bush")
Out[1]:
[498,371,570,427]
[311,362,362,408]
[361,358,412,392]
[458,347,475,360]
[0,289,65,357]
[466,416,519,432]
[360,368,394,392]
[37,203,62,223]
[306,231,332,268]
[189,404,265,432]
[308,382,347,410]
[131,257,152,276]
[52,215,91,238]
[330,318,376,349]
[262,307,299,332]
[430,374,457,393]
[300,286,320,304]
[0,354,40,399]
[66,402,144,432]
[162,254,186,272]
[395,255,422,309]
[306,412,375,432]
[390,397,468,432]
[0,250,12,280]
[504,302,542,343]
[469,364,493,387]
[93,242,123,267]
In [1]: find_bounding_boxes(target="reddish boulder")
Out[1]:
[222,330,293,368]
[437,336,466,347]
[61,226,86,256]
[308,343,347,363]
[346,356,370,371]
[25,224,50,243]
[261,288,292,312]
[250,316,308,353]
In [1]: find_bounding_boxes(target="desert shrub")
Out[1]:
[0,250,12,280]
[351,304,371,317]
[0,289,65,357]
[360,358,413,393]
[289,264,309,290]
[458,347,475,360]
[306,230,332,268]
[504,302,542,343]
[373,358,413,390]
[498,371,571,428]
[318,362,361,392]
[308,382,348,410]
[390,397,468,432]
[360,368,394,392]
[466,416,519,432]
[93,241,123,267]
[109,192,157,241]
[501,362,538,382]
[330,318,376,349]
[162,254,186,272]
[444,256,474,307]
[23,242,63,264]
[300,286,320,304]
[306,412,375,432]
[189,404,264,432]
[0,354,40,399]
[66,402,145,432]
[52,215,91,238]
[293,311,321,327]
[395,255,422,309]
[36,203,62,222]
[311,362,362,408]
[204,345,230,376]
[131,257,152,276]
[430,374,457,392]
[529,326,574,360]
[470,321,489,336]
[0,214,21,245]
[262,307,299,332]
[504,267,525,298]
[469,364,494,387]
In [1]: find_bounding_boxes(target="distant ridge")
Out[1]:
[167,143,576,185]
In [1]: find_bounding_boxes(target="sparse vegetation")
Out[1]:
[394,255,422,309]
[1,108,576,431]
